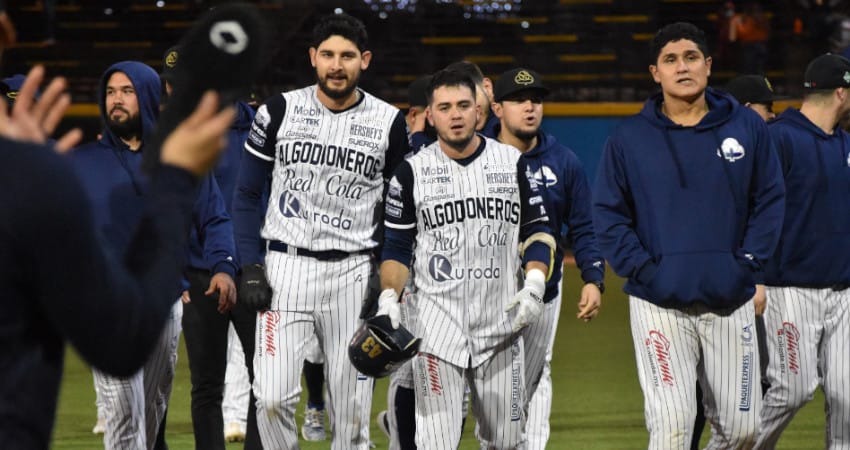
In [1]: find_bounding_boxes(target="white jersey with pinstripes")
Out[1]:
[245,85,399,252]
[388,137,525,368]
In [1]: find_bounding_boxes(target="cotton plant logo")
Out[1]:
[717,137,745,162]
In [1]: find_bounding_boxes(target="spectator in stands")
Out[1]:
[729,1,770,75]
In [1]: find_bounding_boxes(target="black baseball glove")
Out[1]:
[239,264,272,311]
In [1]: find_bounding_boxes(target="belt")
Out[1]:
[831,284,850,292]
[268,240,369,262]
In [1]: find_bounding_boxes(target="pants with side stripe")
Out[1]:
[755,286,850,449]
[254,252,373,450]
[521,281,562,450]
[94,300,182,450]
[413,338,526,450]
[630,296,760,450]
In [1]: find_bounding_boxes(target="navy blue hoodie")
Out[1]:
[496,127,605,302]
[184,101,255,273]
[68,61,236,281]
[1,138,197,449]
[593,88,785,308]
[765,108,850,287]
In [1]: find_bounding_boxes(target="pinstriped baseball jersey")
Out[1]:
[244,85,402,252]
[385,137,547,367]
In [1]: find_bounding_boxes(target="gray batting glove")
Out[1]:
[505,269,546,332]
[376,288,401,329]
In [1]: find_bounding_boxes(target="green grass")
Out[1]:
[51,269,826,449]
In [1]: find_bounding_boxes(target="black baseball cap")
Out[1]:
[0,74,35,110]
[408,75,431,108]
[493,68,550,102]
[160,45,180,81]
[804,53,850,90]
[723,75,787,105]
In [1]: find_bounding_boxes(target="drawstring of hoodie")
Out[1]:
[111,147,143,195]
[661,129,687,188]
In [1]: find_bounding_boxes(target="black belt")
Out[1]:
[268,240,369,262]
[831,284,850,292]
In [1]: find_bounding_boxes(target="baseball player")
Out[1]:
[592,22,785,449]
[378,64,497,450]
[377,68,555,449]
[754,53,850,449]
[68,61,237,450]
[0,63,234,449]
[231,13,410,449]
[491,67,604,449]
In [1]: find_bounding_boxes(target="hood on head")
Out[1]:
[98,61,161,148]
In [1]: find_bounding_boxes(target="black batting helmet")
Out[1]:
[348,315,421,378]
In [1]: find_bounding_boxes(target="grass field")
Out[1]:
[51,268,826,449]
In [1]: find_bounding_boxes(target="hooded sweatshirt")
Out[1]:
[496,126,605,302]
[68,61,236,281]
[184,101,255,272]
[593,88,785,308]
[764,108,850,287]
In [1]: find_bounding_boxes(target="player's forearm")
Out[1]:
[380,259,409,295]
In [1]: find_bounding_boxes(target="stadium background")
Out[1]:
[2,0,830,447]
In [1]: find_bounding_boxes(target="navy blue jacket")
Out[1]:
[184,101,255,273]
[68,61,236,282]
[497,127,605,302]
[593,88,785,308]
[765,108,850,287]
[0,137,196,449]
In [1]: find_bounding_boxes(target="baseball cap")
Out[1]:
[723,75,787,105]
[493,68,550,102]
[160,45,180,81]
[407,75,431,108]
[803,53,850,90]
[0,74,30,109]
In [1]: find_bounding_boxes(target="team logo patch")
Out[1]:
[209,20,249,55]
[255,106,271,128]
[717,137,745,162]
[644,330,674,387]
[165,50,178,68]
[532,165,558,187]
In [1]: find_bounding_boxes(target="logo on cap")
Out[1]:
[209,20,249,55]
[844,71,850,84]
[764,77,773,92]
[514,70,534,86]
[165,50,179,68]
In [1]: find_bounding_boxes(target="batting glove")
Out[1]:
[239,264,272,311]
[505,269,546,332]
[376,288,401,329]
